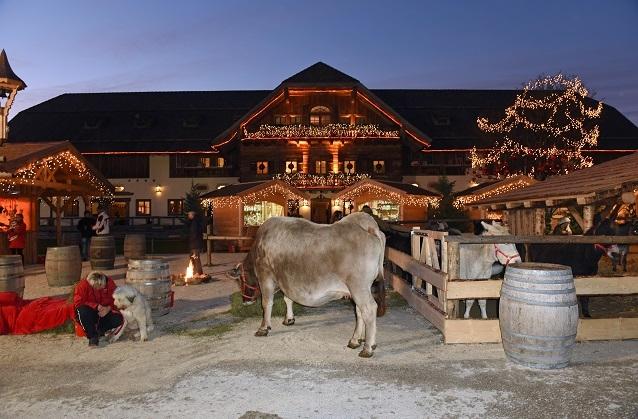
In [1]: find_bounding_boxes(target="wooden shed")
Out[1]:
[201,180,308,239]
[454,175,537,220]
[470,152,638,235]
[334,179,440,222]
[0,141,114,263]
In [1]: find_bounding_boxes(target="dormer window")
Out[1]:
[310,106,331,126]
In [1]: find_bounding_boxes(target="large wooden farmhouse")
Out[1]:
[8,62,638,225]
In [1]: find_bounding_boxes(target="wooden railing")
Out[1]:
[386,230,638,344]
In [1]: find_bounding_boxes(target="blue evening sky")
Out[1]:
[1,0,637,124]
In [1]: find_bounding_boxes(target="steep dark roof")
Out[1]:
[283,62,359,85]
[9,90,638,153]
[0,49,26,89]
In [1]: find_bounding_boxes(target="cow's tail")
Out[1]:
[369,226,387,317]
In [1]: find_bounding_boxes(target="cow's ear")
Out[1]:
[127,295,136,304]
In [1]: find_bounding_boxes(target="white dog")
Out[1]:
[110,285,154,342]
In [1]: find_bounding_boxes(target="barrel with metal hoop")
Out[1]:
[499,262,578,369]
[90,235,116,270]
[45,245,82,287]
[125,258,171,316]
[123,234,146,260]
[0,255,24,297]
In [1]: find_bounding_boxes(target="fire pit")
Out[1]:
[171,259,212,286]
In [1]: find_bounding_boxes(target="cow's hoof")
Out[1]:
[358,348,374,358]
[282,318,295,326]
[347,340,361,349]
[255,328,270,337]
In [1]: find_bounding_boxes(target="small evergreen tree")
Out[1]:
[183,183,204,217]
[430,176,467,220]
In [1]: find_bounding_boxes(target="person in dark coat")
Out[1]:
[77,210,95,261]
[185,210,204,275]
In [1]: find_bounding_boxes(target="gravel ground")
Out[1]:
[0,253,637,418]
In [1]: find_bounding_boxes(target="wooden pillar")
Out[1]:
[301,144,309,174]
[329,144,339,173]
[583,205,595,231]
[55,196,62,246]
[534,208,545,236]
[206,224,212,266]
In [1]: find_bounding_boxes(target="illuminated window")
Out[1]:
[274,115,286,125]
[243,202,284,226]
[315,160,328,174]
[136,200,151,216]
[167,199,184,216]
[310,106,331,126]
[216,157,225,167]
[290,115,302,124]
[256,161,269,175]
[373,160,385,174]
[344,160,356,174]
[285,161,298,174]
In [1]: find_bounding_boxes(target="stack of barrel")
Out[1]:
[0,255,25,297]
[125,258,172,316]
[500,262,579,369]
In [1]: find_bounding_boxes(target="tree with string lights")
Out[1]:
[470,74,603,180]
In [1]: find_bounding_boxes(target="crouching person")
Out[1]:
[73,271,123,348]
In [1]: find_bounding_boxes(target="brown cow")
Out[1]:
[242,212,385,357]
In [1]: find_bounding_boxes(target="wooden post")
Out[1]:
[534,208,545,236]
[206,224,212,266]
[583,205,595,231]
[447,241,460,280]
[55,196,62,246]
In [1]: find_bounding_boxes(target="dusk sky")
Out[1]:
[2,0,637,124]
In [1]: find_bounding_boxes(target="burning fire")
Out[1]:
[185,260,194,284]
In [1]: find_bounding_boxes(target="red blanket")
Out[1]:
[0,292,73,335]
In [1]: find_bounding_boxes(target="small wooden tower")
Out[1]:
[0,49,27,145]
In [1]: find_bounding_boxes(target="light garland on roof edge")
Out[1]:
[338,184,439,208]
[453,178,534,209]
[203,183,305,209]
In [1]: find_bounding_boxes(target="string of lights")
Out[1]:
[204,183,306,209]
[243,124,400,140]
[274,172,370,188]
[338,183,440,208]
[0,151,113,196]
[471,74,603,180]
[453,178,535,209]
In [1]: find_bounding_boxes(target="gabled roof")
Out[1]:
[0,49,26,90]
[200,179,308,201]
[211,62,432,151]
[472,152,638,208]
[335,178,440,206]
[283,62,359,85]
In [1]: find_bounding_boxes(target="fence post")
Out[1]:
[206,225,212,266]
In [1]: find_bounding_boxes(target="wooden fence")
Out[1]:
[386,229,638,344]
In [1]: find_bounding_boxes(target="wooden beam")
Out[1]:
[505,202,522,209]
[568,206,586,230]
[445,235,638,244]
[446,280,502,300]
[577,318,638,341]
[444,319,501,344]
[390,272,445,332]
[386,247,447,290]
[575,276,638,295]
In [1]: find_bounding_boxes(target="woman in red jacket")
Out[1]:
[73,271,123,347]
[7,213,26,265]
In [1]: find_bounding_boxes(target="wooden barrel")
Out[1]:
[123,234,146,260]
[499,263,578,369]
[90,235,115,270]
[125,258,171,316]
[45,246,82,287]
[0,255,24,297]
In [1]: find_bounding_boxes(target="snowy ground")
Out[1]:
[0,254,637,418]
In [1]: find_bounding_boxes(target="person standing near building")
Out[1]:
[77,210,95,261]
[7,213,26,264]
[185,210,204,276]
[92,206,110,235]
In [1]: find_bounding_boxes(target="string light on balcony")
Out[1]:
[243,124,400,140]
[274,172,369,189]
